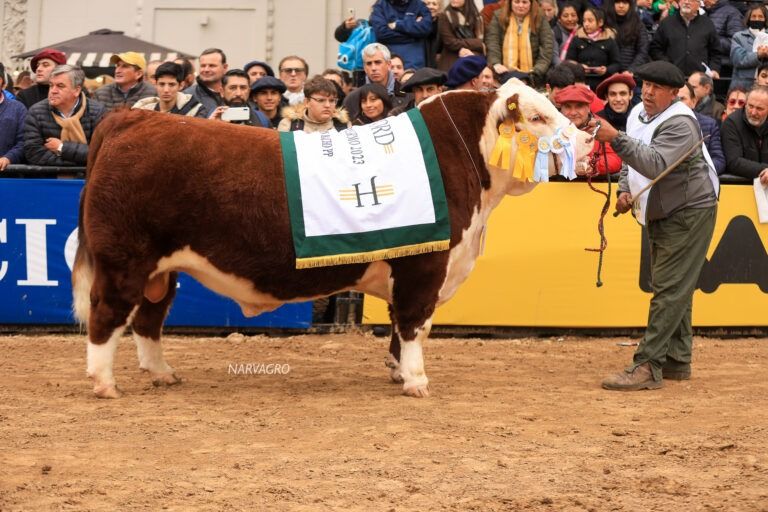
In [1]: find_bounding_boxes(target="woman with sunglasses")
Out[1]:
[722,86,747,122]
[731,4,768,89]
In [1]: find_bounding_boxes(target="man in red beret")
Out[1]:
[555,84,622,175]
[16,48,67,109]
[596,73,636,132]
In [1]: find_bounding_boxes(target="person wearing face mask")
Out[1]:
[731,4,768,90]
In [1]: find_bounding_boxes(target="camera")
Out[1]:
[221,106,251,122]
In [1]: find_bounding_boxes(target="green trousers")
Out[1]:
[632,206,717,381]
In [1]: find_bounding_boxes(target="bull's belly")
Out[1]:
[438,208,486,306]
[152,247,393,317]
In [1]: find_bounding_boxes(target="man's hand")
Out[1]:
[44,137,62,154]
[616,192,633,214]
[388,21,397,29]
[758,46,768,59]
[760,168,768,186]
[710,70,720,80]
[209,106,227,121]
[344,16,358,29]
[0,156,10,171]
[588,118,619,143]
[493,63,509,75]
[458,48,474,58]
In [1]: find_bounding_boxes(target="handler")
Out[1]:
[590,61,719,391]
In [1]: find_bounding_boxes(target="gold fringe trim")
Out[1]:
[295,240,450,269]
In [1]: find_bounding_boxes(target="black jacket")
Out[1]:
[23,96,106,166]
[649,13,721,75]
[721,109,768,179]
[16,84,49,109]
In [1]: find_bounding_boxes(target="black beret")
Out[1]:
[400,67,447,92]
[250,76,287,94]
[633,61,686,88]
[244,60,275,77]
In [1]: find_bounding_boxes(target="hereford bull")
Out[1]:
[73,79,593,399]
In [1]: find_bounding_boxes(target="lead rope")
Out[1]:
[584,142,611,287]
[438,95,484,188]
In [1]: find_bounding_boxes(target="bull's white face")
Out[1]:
[480,78,594,195]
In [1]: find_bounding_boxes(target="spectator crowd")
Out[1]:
[2,0,768,184]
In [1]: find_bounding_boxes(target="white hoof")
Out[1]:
[402,374,430,398]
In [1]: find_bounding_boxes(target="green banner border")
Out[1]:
[280,111,451,260]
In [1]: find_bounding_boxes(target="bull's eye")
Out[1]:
[529,114,542,122]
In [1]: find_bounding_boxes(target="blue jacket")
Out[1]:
[705,0,743,65]
[0,98,27,164]
[696,112,726,175]
[730,29,763,90]
[370,0,433,69]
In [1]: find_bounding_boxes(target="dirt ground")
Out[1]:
[0,332,766,511]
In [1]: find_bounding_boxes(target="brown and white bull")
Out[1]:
[73,79,593,398]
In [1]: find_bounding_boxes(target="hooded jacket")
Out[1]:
[277,104,350,133]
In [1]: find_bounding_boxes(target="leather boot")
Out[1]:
[601,362,663,391]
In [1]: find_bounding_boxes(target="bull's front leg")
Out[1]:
[395,319,432,397]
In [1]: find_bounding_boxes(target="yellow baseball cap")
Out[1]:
[110,51,146,71]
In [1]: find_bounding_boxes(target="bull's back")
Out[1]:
[85,110,292,260]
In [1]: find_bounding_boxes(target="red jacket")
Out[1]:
[590,139,622,175]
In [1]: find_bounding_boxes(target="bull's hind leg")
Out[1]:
[133,272,181,387]
[87,266,144,399]
[385,305,404,383]
[389,253,449,398]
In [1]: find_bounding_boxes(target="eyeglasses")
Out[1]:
[280,67,306,75]
[309,96,337,105]
[728,98,746,107]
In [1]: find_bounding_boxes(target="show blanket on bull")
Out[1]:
[279,110,450,269]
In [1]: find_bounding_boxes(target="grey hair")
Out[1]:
[748,84,768,98]
[362,43,391,62]
[51,64,85,89]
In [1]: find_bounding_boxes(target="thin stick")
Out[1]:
[613,135,710,217]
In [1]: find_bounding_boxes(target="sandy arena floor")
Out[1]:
[0,332,766,511]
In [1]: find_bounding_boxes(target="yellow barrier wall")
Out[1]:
[363,183,768,327]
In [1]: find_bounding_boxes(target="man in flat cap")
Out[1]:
[16,48,67,109]
[251,76,287,128]
[93,52,157,110]
[445,55,489,91]
[390,67,446,115]
[591,60,719,391]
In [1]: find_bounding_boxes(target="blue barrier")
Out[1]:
[0,178,312,328]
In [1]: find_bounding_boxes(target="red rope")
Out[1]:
[584,144,611,287]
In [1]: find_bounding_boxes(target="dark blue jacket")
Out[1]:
[0,98,27,164]
[696,112,726,175]
[370,0,433,69]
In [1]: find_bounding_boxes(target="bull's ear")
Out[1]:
[505,94,522,123]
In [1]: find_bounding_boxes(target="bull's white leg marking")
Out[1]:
[86,306,138,399]
[134,333,181,386]
[399,319,431,398]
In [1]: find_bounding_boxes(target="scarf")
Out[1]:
[52,93,87,144]
[503,16,533,72]
[585,28,603,41]
[559,27,577,61]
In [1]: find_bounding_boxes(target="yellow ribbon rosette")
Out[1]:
[512,130,538,182]
[489,120,516,170]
